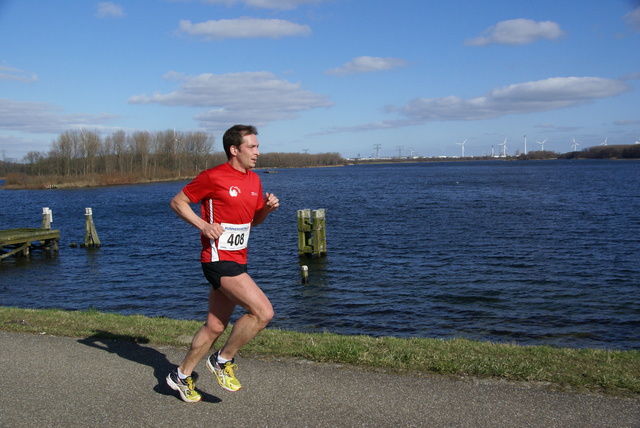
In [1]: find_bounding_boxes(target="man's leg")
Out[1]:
[216,273,274,360]
[178,287,236,376]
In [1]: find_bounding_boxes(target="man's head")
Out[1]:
[223,125,258,160]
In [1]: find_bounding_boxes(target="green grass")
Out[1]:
[1,306,638,397]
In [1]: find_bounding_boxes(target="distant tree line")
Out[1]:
[0,130,346,186]
[517,150,559,160]
[16,129,215,179]
[256,152,344,168]
[558,144,640,160]
[516,145,640,161]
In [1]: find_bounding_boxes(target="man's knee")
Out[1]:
[204,318,227,336]
[256,306,274,328]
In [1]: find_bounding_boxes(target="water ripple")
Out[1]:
[1,160,639,350]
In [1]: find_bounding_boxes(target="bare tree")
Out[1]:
[49,131,74,175]
[185,131,214,172]
[132,131,151,177]
[83,130,101,175]
[23,151,45,175]
[111,130,127,173]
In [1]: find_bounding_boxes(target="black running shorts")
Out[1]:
[201,261,248,290]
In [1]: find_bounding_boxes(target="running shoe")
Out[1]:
[166,369,202,403]
[206,351,242,392]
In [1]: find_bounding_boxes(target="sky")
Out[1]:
[1,0,639,161]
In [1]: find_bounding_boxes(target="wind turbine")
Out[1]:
[536,139,547,151]
[456,139,467,157]
[571,138,580,151]
[600,137,608,146]
[498,138,508,157]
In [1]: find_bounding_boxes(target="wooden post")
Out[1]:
[311,209,326,256]
[41,209,58,253]
[297,209,312,256]
[83,207,101,248]
[297,208,327,258]
[41,207,52,230]
[40,207,52,247]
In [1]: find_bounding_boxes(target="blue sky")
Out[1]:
[1,0,639,161]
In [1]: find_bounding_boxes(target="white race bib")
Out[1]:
[217,222,251,251]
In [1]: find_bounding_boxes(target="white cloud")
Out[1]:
[396,76,631,121]
[0,98,116,133]
[0,66,37,83]
[199,0,324,10]
[325,56,408,76]
[128,71,332,130]
[316,76,631,134]
[177,17,311,40]
[96,2,125,18]
[465,19,565,46]
[624,7,640,31]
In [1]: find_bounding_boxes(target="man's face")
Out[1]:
[233,134,260,170]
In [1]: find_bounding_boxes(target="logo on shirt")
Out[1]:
[229,186,241,197]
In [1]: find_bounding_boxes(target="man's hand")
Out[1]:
[253,192,279,226]
[264,192,280,211]
[200,222,225,240]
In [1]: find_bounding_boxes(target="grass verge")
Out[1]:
[1,306,638,397]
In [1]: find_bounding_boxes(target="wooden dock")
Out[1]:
[0,228,60,260]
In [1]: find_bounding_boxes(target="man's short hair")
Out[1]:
[223,125,258,160]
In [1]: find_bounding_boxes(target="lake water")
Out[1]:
[1,160,639,350]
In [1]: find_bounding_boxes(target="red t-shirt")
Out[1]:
[182,162,265,264]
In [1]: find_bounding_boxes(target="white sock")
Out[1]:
[177,368,188,380]
[216,352,231,364]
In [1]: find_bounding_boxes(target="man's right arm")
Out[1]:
[170,190,225,240]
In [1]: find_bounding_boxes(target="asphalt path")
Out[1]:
[1,331,638,427]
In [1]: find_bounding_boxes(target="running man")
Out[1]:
[166,125,279,402]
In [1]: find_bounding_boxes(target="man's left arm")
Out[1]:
[253,192,279,226]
